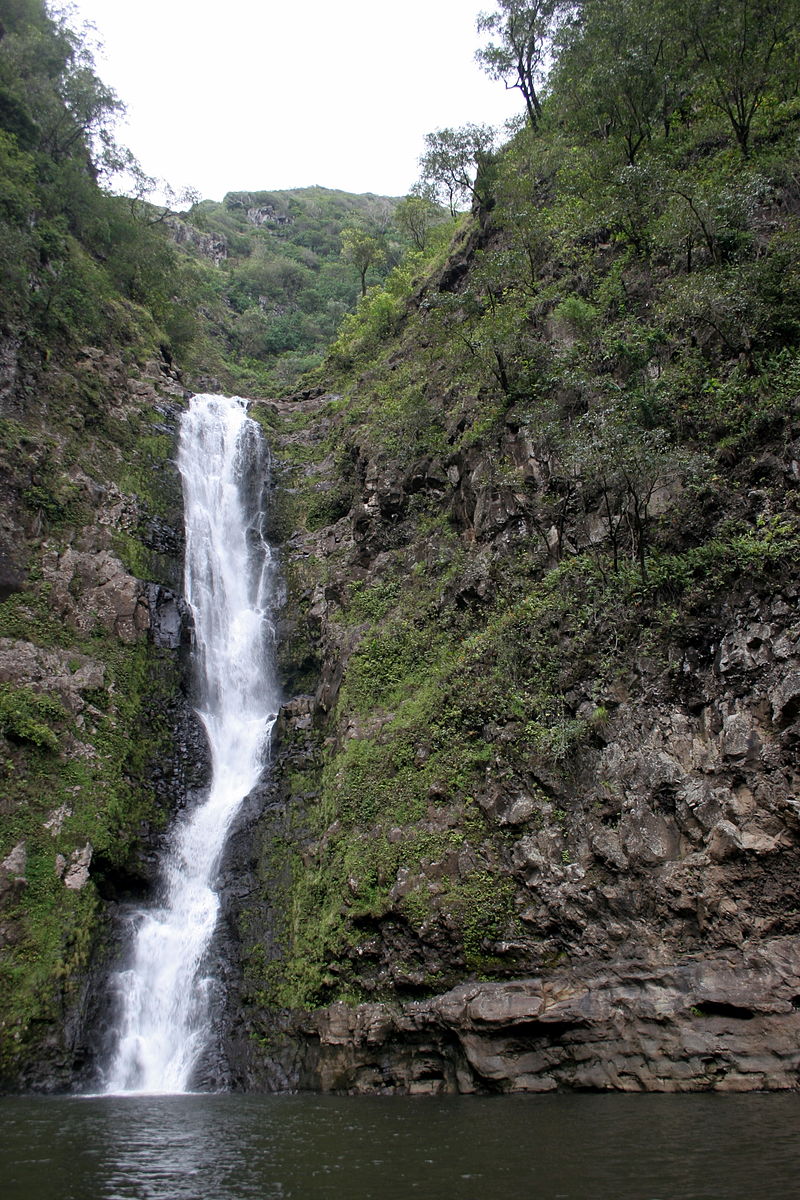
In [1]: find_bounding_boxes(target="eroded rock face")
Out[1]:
[164,216,228,265]
[0,639,105,714]
[41,546,149,643]
[297,938,800,1094]
[0,347,202,1092]
[231,386,800,1096]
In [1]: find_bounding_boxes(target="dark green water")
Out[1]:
[1,1092,798,1199]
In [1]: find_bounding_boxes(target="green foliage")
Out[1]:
[553,294,599,335]
[419,124,497,215]
[341,619,432,713]
[344,579,399,623]
[442,868,518,967]
[328,287,401,366]
[0,3,190,355]
[476,0,562,129]
[393,187,449,251]
[177,187,407,394]
[0,685,65,750]
[340,222,387,297]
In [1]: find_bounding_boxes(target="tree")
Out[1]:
[476,0,562,129]
[682,0,800,157]
[573,407,702,581]
[418,124,497,217]
[552,0,689,164]
[0,9,124,169]
[394,185,444,251]
[340,223,386,297]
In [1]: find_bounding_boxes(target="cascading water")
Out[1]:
[103,393,278,1094]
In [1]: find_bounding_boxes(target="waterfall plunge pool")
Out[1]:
[2,1092,799,1199]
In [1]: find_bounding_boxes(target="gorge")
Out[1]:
[2,0,800,1101]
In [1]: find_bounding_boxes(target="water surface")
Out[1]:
[2,1092,798,1199]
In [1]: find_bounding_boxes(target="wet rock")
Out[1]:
[145,584,190,650]
[479,786,539,827]
[720,710,762,762]
[0,545,24,599]
[707,820,780,862]
[288,938,800,1094]
[220,383,800,1097]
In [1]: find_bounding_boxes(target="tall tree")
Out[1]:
[476,0,562,129]
[552,0,684,163]
[682,0,800,157]
[340,223,386,297]
[394,185,444,252]
[418,125,497,216]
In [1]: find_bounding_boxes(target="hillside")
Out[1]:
[170,185,412,396]
[2,0,800,1092]
[227,0,800,1090]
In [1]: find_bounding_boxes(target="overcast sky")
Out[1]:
[67,0,521,203]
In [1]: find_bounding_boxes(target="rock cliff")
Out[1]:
[224,252,800,1093]
[3,0,800,1095]
[0,339,209,1091]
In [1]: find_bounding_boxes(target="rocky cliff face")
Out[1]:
[3,171,800,1097]
[223,370,800,1094]
[0,339,209,1091]
[3,321,797,1096]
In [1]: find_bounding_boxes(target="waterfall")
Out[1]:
[103,393,278,1094]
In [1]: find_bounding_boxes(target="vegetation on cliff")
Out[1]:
[2,0,800,1091]
[0,0,200,1085]
[237,0,800,1059]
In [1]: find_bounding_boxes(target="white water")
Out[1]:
[104,394,278,1094]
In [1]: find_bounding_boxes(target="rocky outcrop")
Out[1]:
[41,545,150,643]
[246,205,291,229]
[164,216,228,264]
[227,383,800,1095]
[0,640,104,714]
[298,938,800,1093]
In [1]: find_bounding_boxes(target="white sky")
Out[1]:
[66,0,521,202]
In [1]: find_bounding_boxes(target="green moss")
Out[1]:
[0,576,182,1077]
[0,686,66,751]
[304,486,354,531]
[445,868,518,969]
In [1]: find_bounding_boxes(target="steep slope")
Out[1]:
[0,1,207,1089]
[223,27,800,1090]
[3,0,800,1097]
